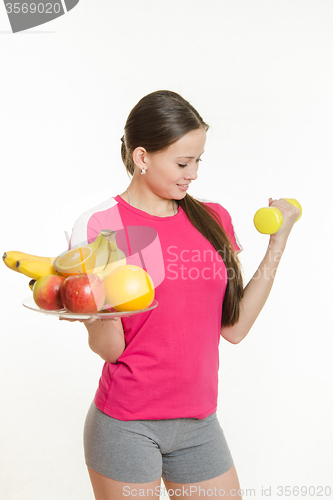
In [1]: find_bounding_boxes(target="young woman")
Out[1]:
[67,90,300,499]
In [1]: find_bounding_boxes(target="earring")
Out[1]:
[141,168,146,175]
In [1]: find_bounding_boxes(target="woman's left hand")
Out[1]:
[268,198,301,247]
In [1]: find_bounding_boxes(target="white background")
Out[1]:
[0,1,332,499]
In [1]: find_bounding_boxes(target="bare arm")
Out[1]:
[84,318,126,363]
[60,315,126,362]
[221,198,301,345]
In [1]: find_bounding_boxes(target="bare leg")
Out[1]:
[87,467,162,500]
[163,464,242,499]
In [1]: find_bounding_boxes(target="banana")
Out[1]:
[16,258,58,280]
[53,231,111,275]
[89,232,105,251]
[95,230,127,280]
[92,232,111,273]
[29,279,36,291]
[3,251,55,272]
[3,231,121,280]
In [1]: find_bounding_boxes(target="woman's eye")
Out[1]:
[178,158,202,168]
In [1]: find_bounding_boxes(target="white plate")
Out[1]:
[22,296,158,320]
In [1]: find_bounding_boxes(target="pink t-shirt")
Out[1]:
[69,195,242,420]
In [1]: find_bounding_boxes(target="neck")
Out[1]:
[122,186,177,217]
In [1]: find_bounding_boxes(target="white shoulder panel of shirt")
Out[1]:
[70,197,118,248]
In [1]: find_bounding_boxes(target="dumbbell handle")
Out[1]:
[254,199,302,234]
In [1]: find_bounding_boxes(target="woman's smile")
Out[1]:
[176,183,190,191]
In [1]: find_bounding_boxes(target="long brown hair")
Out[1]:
[121,90,243,326]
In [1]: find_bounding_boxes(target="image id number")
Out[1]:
[277,485,331,496]
[5,3,62,14]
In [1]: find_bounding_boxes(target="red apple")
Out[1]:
[33,275,66,311]
[60,274,106,313]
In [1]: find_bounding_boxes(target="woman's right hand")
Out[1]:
[59,316,120,324]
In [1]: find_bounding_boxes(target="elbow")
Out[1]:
[221,326,252,344]
[220,327,243,345]
[95,350,123,364]
[104,343,126,364]
[105,346,125,364]
[223,335,242,345]
[105,355,121,364]
[88,341,125,363]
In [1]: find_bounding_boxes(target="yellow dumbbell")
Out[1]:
[254,198,302,234]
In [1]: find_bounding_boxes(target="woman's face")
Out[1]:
[140,127,207,200]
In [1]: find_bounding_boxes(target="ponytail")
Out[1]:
[178,194,243,327]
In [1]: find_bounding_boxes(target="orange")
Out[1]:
[53,246,96,277]
[104,265,155,312]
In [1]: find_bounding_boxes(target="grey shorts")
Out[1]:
[83,402,234,484]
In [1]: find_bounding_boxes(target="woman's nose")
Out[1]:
[184,165,198,181]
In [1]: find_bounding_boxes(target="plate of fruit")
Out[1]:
[22,295,159,320]
[3,229,158,320]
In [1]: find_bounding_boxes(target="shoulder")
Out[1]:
[72,196,119,231]
[193,196,232,223]
[70,196,119,248]
[193,196,243,253]
[78,196,119,220]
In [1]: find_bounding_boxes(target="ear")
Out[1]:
[132,147,148,168]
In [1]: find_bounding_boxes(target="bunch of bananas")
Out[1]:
[2,251,56,290]
[3,230,126,290]
[90,230,127,279]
